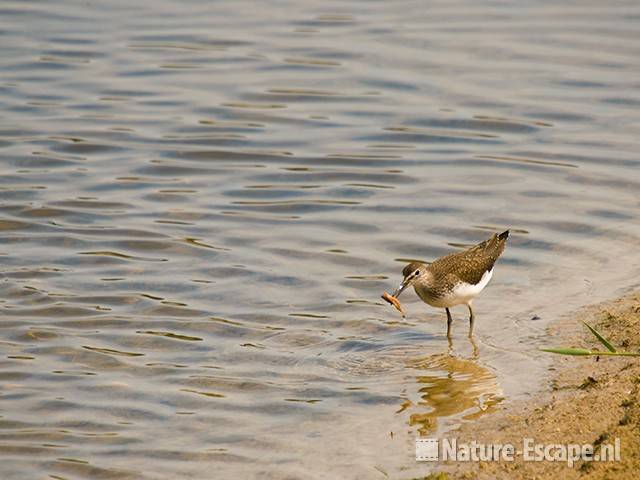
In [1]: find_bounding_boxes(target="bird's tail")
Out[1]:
[498,230,510,241]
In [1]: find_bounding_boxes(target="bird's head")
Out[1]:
[393,261,427,298]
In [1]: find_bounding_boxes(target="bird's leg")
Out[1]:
[467,304,475,337]
[446,308,453,338]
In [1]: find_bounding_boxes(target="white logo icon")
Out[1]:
[416,438,439,461]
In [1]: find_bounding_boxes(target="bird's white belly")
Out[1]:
[420,269,493,308]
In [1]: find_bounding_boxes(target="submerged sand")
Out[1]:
[427,291,640,479]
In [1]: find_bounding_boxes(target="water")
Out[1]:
[1,1,639,478]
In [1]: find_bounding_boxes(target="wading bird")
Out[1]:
[391,230,509,337]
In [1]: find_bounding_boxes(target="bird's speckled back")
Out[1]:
[428,231,508,286]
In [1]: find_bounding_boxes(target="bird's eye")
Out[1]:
[414,270,420,276]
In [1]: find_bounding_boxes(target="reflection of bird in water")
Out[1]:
[400,353,504,436]
[392,230,509,337]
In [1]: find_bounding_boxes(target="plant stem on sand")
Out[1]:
[541,322,640,357]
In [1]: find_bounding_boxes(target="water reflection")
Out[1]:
[403,351,503,436]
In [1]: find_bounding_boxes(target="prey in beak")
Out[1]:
[381,261,426,318]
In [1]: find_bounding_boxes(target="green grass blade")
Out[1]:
[590,351,640,357]
[539,347,593,356]
[583,322,616,352]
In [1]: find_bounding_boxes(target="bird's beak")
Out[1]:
[392,276,412,298]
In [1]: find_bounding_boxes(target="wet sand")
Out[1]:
[433,290,640,479]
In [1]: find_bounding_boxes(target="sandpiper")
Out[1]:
[392,230,509,337]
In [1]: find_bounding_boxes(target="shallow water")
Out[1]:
[1,1,640,478]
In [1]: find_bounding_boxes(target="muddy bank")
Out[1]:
[431,291,640,479]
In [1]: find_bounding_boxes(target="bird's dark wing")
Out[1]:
[429,231,509,286]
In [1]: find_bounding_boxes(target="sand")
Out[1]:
[425,291,640,479]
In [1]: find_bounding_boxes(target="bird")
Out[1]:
[391,230,509,337]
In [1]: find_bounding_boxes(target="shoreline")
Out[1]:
[429,290,640,479]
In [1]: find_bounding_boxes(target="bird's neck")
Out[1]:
[415,270,435,289]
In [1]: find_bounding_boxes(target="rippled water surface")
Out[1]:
[2,1,640,478]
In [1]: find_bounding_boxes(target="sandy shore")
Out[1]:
[424,290,640,479]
